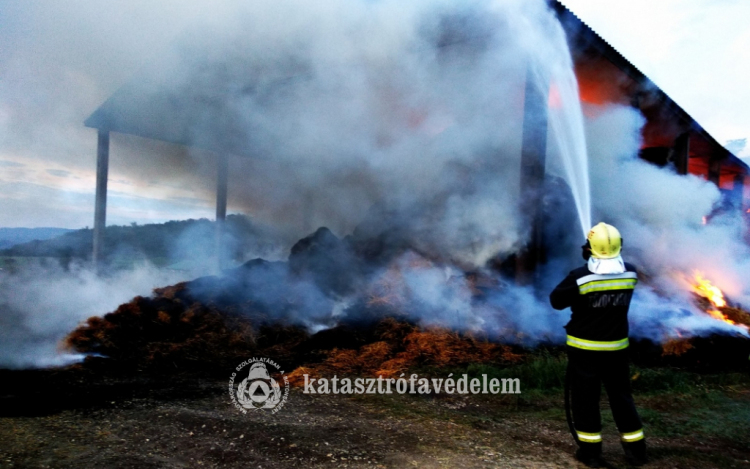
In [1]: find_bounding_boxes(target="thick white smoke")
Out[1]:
[586,104,750,340]
[0,261,188,368]
[105,0,585,268]
[0,217,294,369]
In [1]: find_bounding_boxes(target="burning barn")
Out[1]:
[553,3,750,212]
[83,0,750,274]
[78,0,750,348]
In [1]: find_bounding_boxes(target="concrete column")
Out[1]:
[92,130,109,266]
[516,67,549,287]
[215,154,228,270]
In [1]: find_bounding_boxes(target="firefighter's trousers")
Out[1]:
[566,346,645,456]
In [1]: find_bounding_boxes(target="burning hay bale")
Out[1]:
[66,272,524,380]
[719,305,750,328]
[65,280,312,373]
[62,227,750,381]
[688,271,750,329]
[695,299,750,329]
[64,268,750,381]
[629,272,750,370]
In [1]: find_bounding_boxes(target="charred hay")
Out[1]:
[65,284,523,379]
[66,276,750,382]
[64,226,750,379]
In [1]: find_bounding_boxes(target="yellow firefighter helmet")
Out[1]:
[587,222,622,259]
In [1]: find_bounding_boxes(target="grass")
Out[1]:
[405,352,750,449]
[639,389,750,447]
[433,351,750,396]
[464,350,568,391]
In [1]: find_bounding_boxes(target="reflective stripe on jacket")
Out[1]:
[550,263,638,349]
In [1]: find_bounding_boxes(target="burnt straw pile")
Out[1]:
[66,226,526,376]
[65,227,750,379]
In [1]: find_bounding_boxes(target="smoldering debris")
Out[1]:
[286,318,525,384]
[64,225,750,377]
[63,226,555,373]
[0,259,186,369]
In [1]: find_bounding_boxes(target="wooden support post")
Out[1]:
[731,174,744,209]
[708,152,722,186]
[516,67,549,287]
[672,131,690,175]
[92,130,109,267]
[215,154,228,271]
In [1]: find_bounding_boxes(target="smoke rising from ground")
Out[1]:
[0,217,291,369]
[0,261,187,368]
[586,104,750,340]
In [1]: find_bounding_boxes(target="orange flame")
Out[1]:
[691,272,736,325]
[692,272,726,308]
[705,309,736,325]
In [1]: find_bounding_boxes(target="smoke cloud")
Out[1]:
[93,0,582,266]
[586,104,750,340]
[0,260,187,368]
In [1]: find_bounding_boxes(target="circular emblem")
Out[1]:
[228,357,289,413]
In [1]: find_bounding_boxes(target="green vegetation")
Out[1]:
[0,227,73,250]
[356,352,750,463]
[0,215,285,270]
[465,350,568,391]
[439,351,750,395]
[444,353,750,448]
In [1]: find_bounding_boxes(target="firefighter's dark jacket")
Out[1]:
[550,262,638,348]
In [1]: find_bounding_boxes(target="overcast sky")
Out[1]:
[1,0,749,228]
[561,0,750,159]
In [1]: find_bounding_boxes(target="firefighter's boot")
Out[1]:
[622,439,648,466]
[575,442,603,468]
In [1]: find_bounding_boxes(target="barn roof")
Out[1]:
[552,1,747,171]
[84,0,748,171]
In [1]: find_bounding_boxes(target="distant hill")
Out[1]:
[0,216,288,268]
[0,227,74,250]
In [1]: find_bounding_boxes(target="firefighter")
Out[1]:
[550,222,647,467]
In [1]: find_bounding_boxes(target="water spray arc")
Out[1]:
[548,72,591,238]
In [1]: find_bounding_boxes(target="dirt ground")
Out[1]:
[1,372,749,469]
